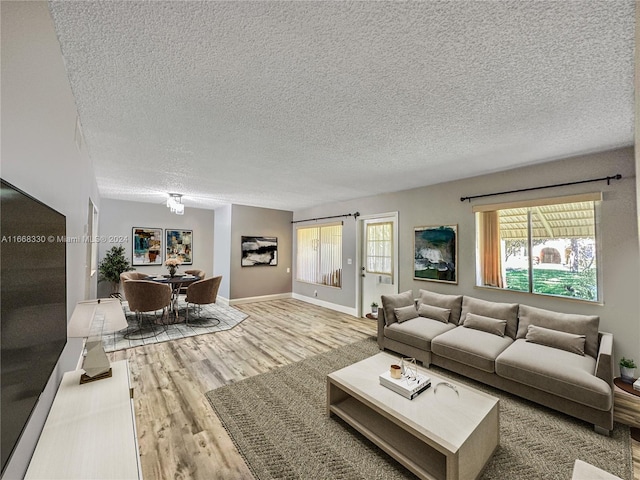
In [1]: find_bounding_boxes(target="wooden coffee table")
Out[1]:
[327,352,499,480]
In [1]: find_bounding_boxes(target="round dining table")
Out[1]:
[146,274,201,322]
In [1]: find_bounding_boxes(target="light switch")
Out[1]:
[347,258,352,265]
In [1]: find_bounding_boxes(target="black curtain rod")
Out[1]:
[460,174,622,203]
[291,211,360,224]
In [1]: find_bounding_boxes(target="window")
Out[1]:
[296,223,343,287]
[475,193,601,302]
[366,222,393,277]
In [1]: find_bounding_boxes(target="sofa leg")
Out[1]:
[594,425,611,436]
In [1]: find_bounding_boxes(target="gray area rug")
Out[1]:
[102,300,248,352]
[206,337,633,480]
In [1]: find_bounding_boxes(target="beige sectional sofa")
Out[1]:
[376,289,614,432]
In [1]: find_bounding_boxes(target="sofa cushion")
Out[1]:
[496,339,611,411]
[385,317,456,351]
[464,313,507,337]
[460,296,519,339]
[394,305,418,323]
[517,305,599,358]
[431,326,514,373]
[417,290,463,325]
[381,290,414,326]
[417,303,451,323]
[526,324,586,356]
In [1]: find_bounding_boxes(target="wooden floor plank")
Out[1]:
[107,298,639,480]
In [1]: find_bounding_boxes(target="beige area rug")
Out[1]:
[206,337,633,480]
[102,300,249,352]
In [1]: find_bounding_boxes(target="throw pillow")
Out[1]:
[394,305,419,323]
[417,303,451,323]
[463,313,507,337]
[525,324,586,356]
[381,290,414,326]
[460,296,519,339]
[516,305,599,358]
[417,290,463,324]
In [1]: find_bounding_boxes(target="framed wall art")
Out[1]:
[241,236,278,266]
[132,227,162,265]
[414,225,457,284]
[166,229,193,264]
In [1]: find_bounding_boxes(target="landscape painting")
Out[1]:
[241,236,278,266]
[166,229,193,264]
[132,227,162,265]
[414,225,457,283]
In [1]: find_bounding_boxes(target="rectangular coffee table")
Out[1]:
[327,352,499,480]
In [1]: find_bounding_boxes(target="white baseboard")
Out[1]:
[228,292,292,306]
[216,296,230,306]
[292,293,358,317]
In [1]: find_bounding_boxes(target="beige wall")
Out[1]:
[97,199,215,298]
[294,147,639,363]
[228,204,293,301]
[1,2,101,476]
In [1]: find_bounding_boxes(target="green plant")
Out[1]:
[98,245,134,295]
[620,357,637,369]
[370,301,378,308]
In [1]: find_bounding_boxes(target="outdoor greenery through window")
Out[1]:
[475,193,601,302]
[366,222,393,277]
[296,223,343,288]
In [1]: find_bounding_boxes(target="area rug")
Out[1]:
[102,300,248,352]
[206,337,633,480]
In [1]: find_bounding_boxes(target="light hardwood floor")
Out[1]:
[108,299,640,480]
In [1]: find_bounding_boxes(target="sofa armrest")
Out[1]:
[377,308,386,348]
[595,332,614,387]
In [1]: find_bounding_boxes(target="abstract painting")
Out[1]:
[241,236,278,266]
[166,229,193,265]
[132,227,162,265]
[414,225,457,283]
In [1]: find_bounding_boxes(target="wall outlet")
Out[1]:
[286,267,290,273]
[314,290,318,297]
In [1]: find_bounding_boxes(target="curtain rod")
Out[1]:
[460,174,622,203]
[291,211,360,224]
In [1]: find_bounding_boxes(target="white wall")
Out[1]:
[214,204,232,300]
[97,199,215,297]
[294,147,639,363]
[1,2,100,477]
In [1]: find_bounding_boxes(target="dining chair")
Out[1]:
[184,276,222,327]
[122,279,172,339]
[178,269,206,296]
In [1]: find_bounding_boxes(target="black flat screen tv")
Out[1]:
[1,179,67,474]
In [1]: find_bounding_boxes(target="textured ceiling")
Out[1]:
[48,1,634,212]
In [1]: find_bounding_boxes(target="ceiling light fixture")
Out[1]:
[167,193,184,215]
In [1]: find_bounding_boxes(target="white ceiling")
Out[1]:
[48,1,634,212]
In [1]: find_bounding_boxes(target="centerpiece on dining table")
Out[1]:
[164,257,183,277]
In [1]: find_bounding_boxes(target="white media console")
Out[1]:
[24,360,142,479]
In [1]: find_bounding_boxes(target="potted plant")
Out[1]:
[620,357,637,382]
[370,301,379,315]
[98,245,134,298]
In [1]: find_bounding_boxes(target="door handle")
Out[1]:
[361,274,365,277]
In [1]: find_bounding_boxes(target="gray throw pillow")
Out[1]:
[381,290,414,326]
[525,324,586,356]
[463,313,507,337]
[417,290,463,324]
[460,296,519,339]
[394,305,419,323]
[417,303,451,323]
[517,304,599,358]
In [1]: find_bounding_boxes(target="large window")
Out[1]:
[296,223,343,287]
[475,193,601,302]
